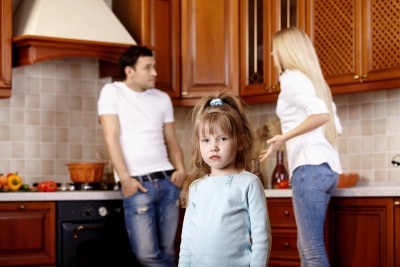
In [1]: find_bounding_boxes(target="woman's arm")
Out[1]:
[259,113,329,162]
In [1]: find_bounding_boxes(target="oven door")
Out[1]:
[59,221,141,267]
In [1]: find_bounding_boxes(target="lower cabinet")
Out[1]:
[0,202,56,267]
[266,198,300,267]
[267,196,400,267]
[326,197,399,267]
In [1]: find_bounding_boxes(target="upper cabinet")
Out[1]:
[307,0,400,94]
[0,0,12,98]
[112,0,239,107]
[112,0,181,99]
[180,0,239,104]
[239,0,306,104]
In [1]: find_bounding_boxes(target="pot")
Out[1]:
[66,162,105,183]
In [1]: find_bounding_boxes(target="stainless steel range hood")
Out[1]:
[12,0,137,67]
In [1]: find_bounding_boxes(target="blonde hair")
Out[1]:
[180,90,254,207]
[272,27,338,147]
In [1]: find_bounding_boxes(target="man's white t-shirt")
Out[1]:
[98,82,175,181]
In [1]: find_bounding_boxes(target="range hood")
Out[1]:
[12,0,137,67]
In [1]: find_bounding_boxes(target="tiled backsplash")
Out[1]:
[0,58,399,186]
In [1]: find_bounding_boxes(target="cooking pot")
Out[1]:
[66,162,105,183]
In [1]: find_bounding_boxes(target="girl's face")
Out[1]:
[199,124,238,176]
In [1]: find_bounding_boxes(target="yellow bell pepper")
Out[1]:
[7,172,23,191]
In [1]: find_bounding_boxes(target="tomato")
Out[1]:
[38,181,57,192]
[46,181,57,192]
[38,182,48,192]
[278,179,289,189]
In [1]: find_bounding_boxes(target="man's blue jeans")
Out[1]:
[123,177,180,267]
[291,163,338,267]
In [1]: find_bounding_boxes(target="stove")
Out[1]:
[56,199,142,267]
[60,182,120,191]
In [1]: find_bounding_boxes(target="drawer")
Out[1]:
[270,229,300,261]
[267,198,296,228]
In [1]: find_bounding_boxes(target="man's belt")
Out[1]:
[132,170,174,182]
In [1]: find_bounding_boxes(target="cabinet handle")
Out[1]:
[18,205,26,210]
[5,80,11,85]
[353,75,360,80]
[283,242,290,248]
[264,86,269,91]
[283,210,289,216]
[181,91,188,96]
[394,201,400,206]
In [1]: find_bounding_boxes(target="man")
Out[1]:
[98,46,186,267]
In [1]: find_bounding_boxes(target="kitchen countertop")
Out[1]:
[266,181,400,198]
[0,191,123,201]
[0,182,399,201]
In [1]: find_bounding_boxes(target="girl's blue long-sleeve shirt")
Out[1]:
[178,171,271,267]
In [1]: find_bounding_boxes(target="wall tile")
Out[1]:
[1,57,399,185]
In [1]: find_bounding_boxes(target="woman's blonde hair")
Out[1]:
[180,90,254,207]
[272,27,338,147]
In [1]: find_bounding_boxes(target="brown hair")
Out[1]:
[180,90,254,207]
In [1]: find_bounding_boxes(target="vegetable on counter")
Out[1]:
[7,172,23,191]
[37,180,58,192]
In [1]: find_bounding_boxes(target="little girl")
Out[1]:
[178,91,271,267]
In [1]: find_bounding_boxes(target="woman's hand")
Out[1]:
[259,134,286,162]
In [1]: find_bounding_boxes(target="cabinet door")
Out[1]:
[395,198,400,267]
[307,0,361,87]
[361,0,400,83]
[308,0,400,92]
[239,0,306,104]
[267,198,300,266]
[0,202,56,266]
[180,0,239,99]
[0,0,12,98]
[327,197,394,267]
[107,0,180,98]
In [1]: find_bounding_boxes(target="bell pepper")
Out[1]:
[7,172,23,191]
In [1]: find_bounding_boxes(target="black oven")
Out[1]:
[56,199,142,267]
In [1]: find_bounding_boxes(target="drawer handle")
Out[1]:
[283,242,290,248]
[394,201,400,206]
[18,205,26,210]
[283,210,289,216]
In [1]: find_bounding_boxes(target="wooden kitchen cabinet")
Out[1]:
[307,0,400,94]
[326,197,398,267]
[0,202,56,266]
[266,198,300,267]
[180,0,239,105]
[111,0,181,100]
[112,0,239,107]
[395,198,400,267]
[0,0,12,98]
[239,0,306,104]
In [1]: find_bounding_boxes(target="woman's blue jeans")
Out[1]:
[123,177,180,267]
[291,163,338,267]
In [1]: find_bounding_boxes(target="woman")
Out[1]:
[259,27,342,267]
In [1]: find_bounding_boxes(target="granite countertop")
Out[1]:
[0,182,399,202]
